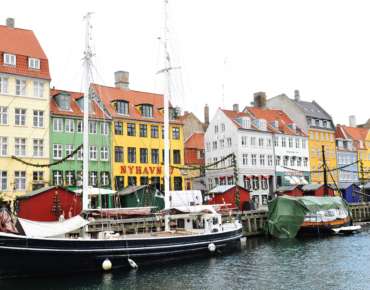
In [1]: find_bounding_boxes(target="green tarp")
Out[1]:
[265,195,349,239]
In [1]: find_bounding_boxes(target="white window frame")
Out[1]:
[53,118,63,132]
[65,119,75,133]
[101,122,109,135]
[53,144,62,160]
[0,137,7,156]
[89,121,97,134]
[0,171,7,190]
[14,171,26,190]
[0,77,8,94]
[101,172,109,186]
[14,137,26,157]
[65,144,74,160]
[0,106,8,125]
[33,80,44,97]
[15,79,26,96]
[100,146,109,161]
[33,110,44,128]
[89,145,97,160]
[15,108,26,126]
[4,53,16,66]
[28,57,40,69]
[32,139,44,157]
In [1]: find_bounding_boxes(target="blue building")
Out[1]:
[338,183,361,203]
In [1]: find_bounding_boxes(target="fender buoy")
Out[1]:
[208,243,216,253]
[128,258,138,269]
[102,258,112,271]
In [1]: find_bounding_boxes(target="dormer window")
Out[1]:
[3,53,16,66]
[140,104,153,118]
[28,57,40,70]
[115,100,129,115]
[56,93,71,111]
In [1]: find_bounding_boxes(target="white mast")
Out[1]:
[82,13,94,211]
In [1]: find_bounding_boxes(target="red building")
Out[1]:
[184,132,205,166]
[301,184,335,197]
[207,185,250,211]
[276,185,304,197]
[16,186,82,221]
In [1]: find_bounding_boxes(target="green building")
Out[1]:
[49,89,112,191]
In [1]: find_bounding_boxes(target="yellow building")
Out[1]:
[92,71,184,191]
[0,19,51,201]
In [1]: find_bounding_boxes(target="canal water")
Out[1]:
[2,227,370,290]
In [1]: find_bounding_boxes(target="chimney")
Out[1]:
[349,115,356,127]
[233,104,239,112]
[253,92,267,108]
[294,89,300,101]
[6,18,15,28]
[114,71,129,89]
[204,104,209,127]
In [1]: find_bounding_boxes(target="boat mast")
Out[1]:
[82,13,94,211]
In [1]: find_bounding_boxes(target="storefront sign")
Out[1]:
[120,165,174,175]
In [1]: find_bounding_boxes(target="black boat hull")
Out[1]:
[0,227,243,278]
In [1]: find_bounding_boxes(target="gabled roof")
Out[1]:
[17,186,75,200]
[185,132,204,149]
[294,100,332,120]
[340,126,368,150]
[246,107,306,137]
[221,109,271,132]
[276,185,301,192]
[50,88,109,120]
[0,25,50,80]
[92,83,182,124]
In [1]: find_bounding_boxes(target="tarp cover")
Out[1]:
[265,196,349,239]
[18,215,89,238]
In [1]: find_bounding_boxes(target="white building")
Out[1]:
[205,106,275,208]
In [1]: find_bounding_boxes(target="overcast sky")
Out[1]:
[2,0,370,126]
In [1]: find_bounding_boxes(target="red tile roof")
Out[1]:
[340,126,369,150]
[185,132,204,149]
[50,89,108,120]
[246,107,306,136]
[335,125,347,139]
[221,109,251,129]
[91,83,182,124]
[0,25,50,80]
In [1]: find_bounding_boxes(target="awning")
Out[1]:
[18,215,89,238]
[299,177,309,185]
[73,187,117,195]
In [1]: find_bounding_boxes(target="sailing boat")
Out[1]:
[0,11,242,278]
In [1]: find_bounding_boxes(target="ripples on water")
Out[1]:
[2,228,370,290]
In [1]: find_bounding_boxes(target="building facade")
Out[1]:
[0,19,51,201]
[205,107,275,208]
[92,71,185,191]
[246,102,310,187]
[267,90,337,184]
[49,89,112,190]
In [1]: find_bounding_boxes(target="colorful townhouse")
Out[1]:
[91,71,185,191]
[245,93,310,187]
[49,89,112,195]
[0,19,51,201]
[267,90,337,184]
[205,104,275,208]
[335,125,359,184]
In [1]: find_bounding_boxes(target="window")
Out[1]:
[140,124,147,137]
[267,139,272,147]
[251,137,256,146]
[206,142,210,152]
[65,144,74,160]
[283,156,288,166]
[53,144,62,159]
[14,171,26,190]
[140,104,153,117]
[33,80,44,97]
[128,176,137,186]
[89,146,97,160]
[89,121,97,134]
[57,94,71,110]
[151,125,159,138]
[244,177,251,190]
[173,150,181,164]
[227,138,232,147]
[251,154,257,165]
[212,141,217,150]
[115,176,125,190]
[174,177,182,190]
[115,101,129,115]
[274,137,279,147]
[242,154,248,165]
[0,137,7,156]
[261,178,268,190]
[172,127,180,139]
[114,146,124,162]
[127,123,136,136]
[0,106,8,125]
[275,156,281,166]
[260,154,265,166]
[101,172,110,187]
[290,157,295,166]
[128,147,136,163]
[258,138,264,147]
[302,139,307,149]
[241,136,247,147]
[15,79,26,96]
[252,176,259,190]
[281,137,286,147]
[215,125,218,133]
[161,126,164,139]
[65,119,75,133]
[151,149,159,164]
[65,171,75,186]
[221,123,225,132]
[15,108,26,126]
[101,122,109,135]
[288,138,293,148]
[0,77,8,94]
[77,147,83,160]
[268,155,273,166]
[76,120,83,133]
[3,53,16,66]
[114,121,123,135]
[297,157,302,167]
[100,147,109,161]
[32,110,44,128]
[295,138,300,148]
[89,171,98,187]
[0,171,7,190]
[33,139,44,157]
[140,148,148,163]
[31,172,43,188]
[52,170,63,186]
[140,176,149,186]
[303,158,308,167]
[15,138,26,156]
[28,57,40,69]
[53,118,63,132]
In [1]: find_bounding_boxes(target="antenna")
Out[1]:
[82,12,94,211]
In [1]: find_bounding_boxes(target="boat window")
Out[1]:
[213,217,218,225]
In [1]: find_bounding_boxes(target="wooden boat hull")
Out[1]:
[0,226,243,278]
[298,217,351,236]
